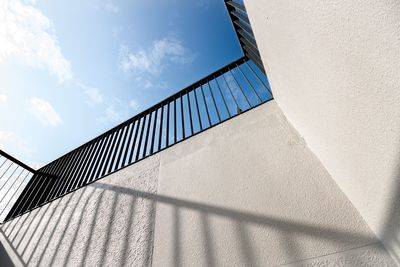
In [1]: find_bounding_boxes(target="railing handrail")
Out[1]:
[0,150,36,173]
[38,56,247,169]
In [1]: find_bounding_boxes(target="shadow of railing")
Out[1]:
[0,177,382,267]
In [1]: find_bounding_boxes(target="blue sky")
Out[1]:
[0,0,242,167]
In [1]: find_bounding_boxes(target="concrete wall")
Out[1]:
[0,155,160,267]
[0,101,396,266]
[245,0,400,264]
[152,101,395,266]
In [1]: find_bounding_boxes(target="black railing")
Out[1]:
[0,150,36,222]
[224,0,266,74]
[5,57,272,222]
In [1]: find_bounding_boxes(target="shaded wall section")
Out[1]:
[0,155,160,267]
[244,0,400,264]
[152,101,395,266]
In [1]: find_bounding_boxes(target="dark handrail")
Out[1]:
[5,56,272,222]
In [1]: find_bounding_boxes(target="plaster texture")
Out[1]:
[152,101,394,266]
[245,0,400,263]
[0,155,160,267]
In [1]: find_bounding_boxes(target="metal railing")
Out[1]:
[0,150,36,222]
[224,0,266,74]
[4,57,272,222]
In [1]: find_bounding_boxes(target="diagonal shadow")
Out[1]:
[90,182,377,245]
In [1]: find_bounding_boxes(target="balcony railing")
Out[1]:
[3,57,272,222]
[0,150,36,222]
[224,0,265,73]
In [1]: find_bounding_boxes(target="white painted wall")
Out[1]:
[0,155,160,267]
[0,101,396,266]
[245,0,400,264]
[152,101,394,266]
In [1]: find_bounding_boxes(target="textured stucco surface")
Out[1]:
[152,101,395,266]
[245,0,400,264]
[0,154,160,267]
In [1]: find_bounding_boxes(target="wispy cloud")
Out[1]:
[129,99,140,111]
[105,0,119,13]
[99,105,124,123]
[0,0,72,82]
[29,97,63,127]
[0,94,7,106]
[84,87,104,105]
[119,37,194,76]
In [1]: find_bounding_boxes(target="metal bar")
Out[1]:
[228,67,251,107]
[200,84,212,126]
[0,150,36,173]
[115,123,130,169]
[29,174,51,210]
[231,10,250,25]
[233,20,254,36]
[194,88,203,131]
[245,61,272,96]
[34,57,246,172]
[107,127,124,173]
[97,131,116,178]
[65,142,93,193]
[166,103,170,147]
[0,165,19,191]
[214,75,231,117]
[187,92,194,135]
[221,71,241,111]
[135,115,146,161]
[93,134,112,181]
[150,108,158,154]
[174,98,177,143]
[54,148,83,196]
[158,105,164,151]
[0,168,25,206]
[130,117,142,163]
[237,63,262,102]
[180,94,185,139]
[244,49,265,73]
[142,111,152,158]
[238,29,257,48]
[11,174,41,218]
[83,137,105,184]
[102,130,119,176]
[0,158,7,169]
[240,37,261,57]
[226,0,246,13]
[3,174,33,220]
[73,141,98,188]
[0,171,30,218]
[79,139,101,186]
[0,162,14,180]
[122,120,136,165]
[207,80,221,122]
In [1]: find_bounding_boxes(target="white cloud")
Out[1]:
[29,97,62,127]
[0,94,7,105]
[99,105,124,123]
[105,0,119,13]
[129,99,139,111]
[0,0,72,82]
[85,87,103,105]
[119,37,194,76]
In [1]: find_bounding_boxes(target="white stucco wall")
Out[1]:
[152,101,395,266]
[0,101,396,266]
[0,155,160,267]
[244,0,400,264]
